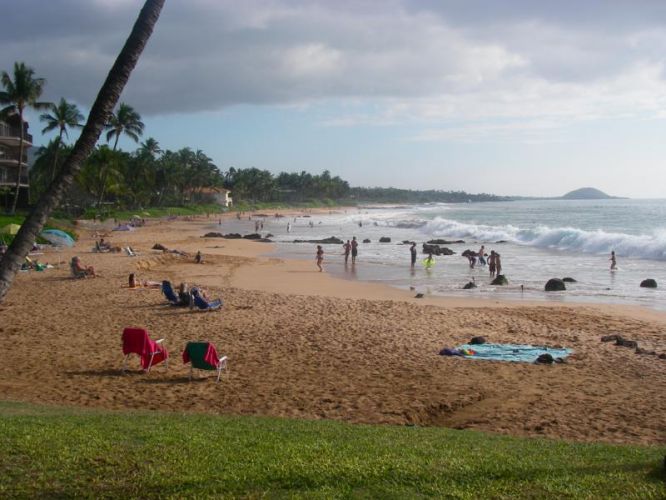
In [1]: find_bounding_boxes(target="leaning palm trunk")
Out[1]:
[0,0,165,302]
[50,132,63,182]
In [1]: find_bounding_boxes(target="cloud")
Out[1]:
[3,0,666,140]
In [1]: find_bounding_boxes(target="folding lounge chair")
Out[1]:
[161,280,180,305]
[182,341,228,382]
[121,327,169,373]
[191,288,222,311]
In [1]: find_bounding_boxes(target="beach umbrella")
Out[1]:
[40,229,75,247]
[0,223,21,235]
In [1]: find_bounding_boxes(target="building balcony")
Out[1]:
[0,123,32,146]
[0,165,29,187]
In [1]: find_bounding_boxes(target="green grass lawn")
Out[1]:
[0,402,663,498]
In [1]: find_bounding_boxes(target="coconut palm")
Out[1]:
[0,62,50,214]
[139,137,161,159]
[40,98,85,181]
[0,0,165,302]
[105,102,144,151]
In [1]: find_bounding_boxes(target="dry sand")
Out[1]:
[0,214,664,445]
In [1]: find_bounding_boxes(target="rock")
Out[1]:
[635,347,656,355]
[293,237,344,244]
[659,353,666,360]
[495,240,508,244]
[363,239,371,243]
[562,277,577,283]
[535,353,554,364]
[461,249,476,257]
[463,281,477,289]
[427,239,464,245]
[491,275,508,286]
[640,279,657,288]
[401,240,415,245]
[243,233,262,239]
[422,243,454,256]
[379,237,391,243]
[152,243,167,251]
[545,278,566,291]
[222,233,242,239]
[601,334,621,342]
[470,336,486,345]
[203,232,224,238]
[615,338,638,349]
[254,238,273,243]
[266,233,274,238]
[414,293,424,299]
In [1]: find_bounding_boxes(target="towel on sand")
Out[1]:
[452,343,571,363]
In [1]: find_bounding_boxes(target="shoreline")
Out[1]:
[0,213,664,445]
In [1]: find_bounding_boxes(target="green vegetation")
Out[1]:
[0,402,663,498]
[0,214,77,245]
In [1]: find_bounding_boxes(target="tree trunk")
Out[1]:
[9,108,25,215]
[0,0,165,302]
[50,129,64,182]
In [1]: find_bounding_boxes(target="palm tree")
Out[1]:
[139,137,161,159]
[0,62,50,214]
[106,102,144,151]
[0,0,165,302]
[40,97,84,181]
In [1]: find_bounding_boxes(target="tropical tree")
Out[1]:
[138,137,161,158]
[0,0,165,302]
[105,102,144,151]
[0,62,50,214]
[39,97,84,181]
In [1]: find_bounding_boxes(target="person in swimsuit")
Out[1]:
[351,236,358,263]
[343,240,351,264]
[316,245,324,272]
[488,250,496,278]
[495,253,502,275]
[477,245,486,266]
[610,250,617,270]
[410,242,417,267]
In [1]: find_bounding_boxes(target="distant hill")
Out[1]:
[561,187,616,200]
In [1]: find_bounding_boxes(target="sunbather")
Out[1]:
[71,256,96,277]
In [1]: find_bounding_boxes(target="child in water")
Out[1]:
[610,251,617,270]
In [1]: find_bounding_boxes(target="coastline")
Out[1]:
[0,213,664,445]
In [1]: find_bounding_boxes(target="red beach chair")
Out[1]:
[182,341,228,382]
[121,327,168,373]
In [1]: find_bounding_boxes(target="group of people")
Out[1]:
[464,245,503,277]
[315,236,359,272]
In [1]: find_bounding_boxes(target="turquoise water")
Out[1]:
[223,199,666,310]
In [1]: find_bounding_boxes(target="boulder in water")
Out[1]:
[640,279,657,288]
[379,237,391,243]
[243,233,262,240]
[293,236,344,244]
[545,278,566,291]
[427,239,464,245]
[463,281,477,289]
[363,239,371,243]
[562,277,577,283]
[222,233,242,239]
[491,275,508,286]
[203,232,224,238]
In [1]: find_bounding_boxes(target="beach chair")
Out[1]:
[161,280,180,305]
[121,327,168,373]
[182,341,228,382]
[125,246,138,256]
[70,260,86,279]
[191,288,222,311]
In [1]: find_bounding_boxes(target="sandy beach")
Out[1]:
[0,213,664,446]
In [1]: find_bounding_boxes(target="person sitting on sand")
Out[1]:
[610,250,617,270]
[195,250,203,264]
[315,245,324,272]
[71,256,96,277]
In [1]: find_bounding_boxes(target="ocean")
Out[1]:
[222,199,666,310]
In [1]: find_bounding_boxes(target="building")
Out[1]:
[198,187,233,207]
[0,114,31,206]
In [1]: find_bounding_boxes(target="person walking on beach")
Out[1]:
[351,236,359,264]
[488,250,497,278]
[410,242,417,267]
[610,250,617,270]
[343,240,351,264]
[315,245,324,272]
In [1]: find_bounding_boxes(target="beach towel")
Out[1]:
[451,343,571,363]
[122,327,168,370]
[182,342,221,369]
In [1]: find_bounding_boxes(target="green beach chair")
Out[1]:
[182,341,228,382]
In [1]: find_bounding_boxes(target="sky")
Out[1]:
[3,0,666,198]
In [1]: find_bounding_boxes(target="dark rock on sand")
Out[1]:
[415,293,424,298]
[379,237,391,243]
[659,353,666,359]
[601,334,622,342]
[535,353,554,364]
[222,233,242,239]
[293,237,344,244]
[470,336,486,345]
[545,278,566,291]
[562,277,577,283]
[635,347,656,355]
[254,238,273,243]
[640,278,658,288]
[491,275,508,286]
[152,243,168,251]
[615,337,638,349]
[427,239,465,245]
[463,281,477,289]
[363,239,371,243]
[243,233,262,240]
[203,232,224,238]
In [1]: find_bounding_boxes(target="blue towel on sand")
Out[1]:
[455,343,572,363]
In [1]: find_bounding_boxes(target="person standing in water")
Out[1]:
[410,242,417,267]
[477,245,486,266]
[610,250,617,270]
[495,253,502,276]
[488,250,497,278]
[343,240,351,264]
[351,236,359,264]
[315,245,324,272]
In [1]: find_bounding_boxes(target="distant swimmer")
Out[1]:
[610,250,617,270]
[410,242,417,267]
[423,252,435,269]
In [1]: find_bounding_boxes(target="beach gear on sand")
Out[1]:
[191,288,223,311]
[452,343,571,363]
[121,327,168,372]
[40,229,74,247]
[161,280,180,305]
[182,341,228,382]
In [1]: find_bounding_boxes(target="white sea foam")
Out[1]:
[424,217,666,260]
